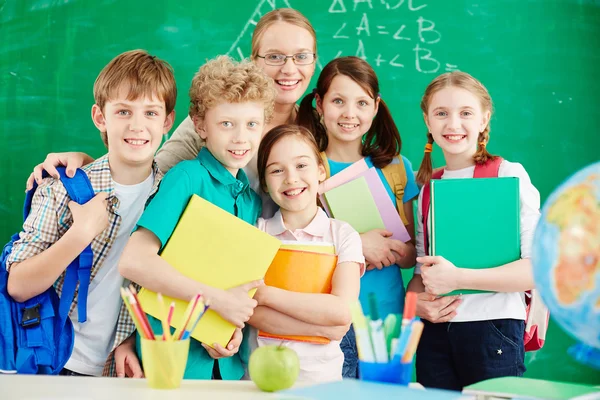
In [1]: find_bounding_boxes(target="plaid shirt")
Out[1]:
[7,154,162,376]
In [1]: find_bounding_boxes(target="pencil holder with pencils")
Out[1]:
[141,337,190,389]
[359,358,412,385]
[351,293,422,386]
[120,286,209,390]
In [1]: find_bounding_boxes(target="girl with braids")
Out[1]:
[408,71,541,390]
[297,56,419,377]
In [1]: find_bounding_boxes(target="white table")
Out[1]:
[0,374,439,400]
[0,375,300,400]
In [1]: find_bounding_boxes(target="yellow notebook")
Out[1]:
[138,195,281,347]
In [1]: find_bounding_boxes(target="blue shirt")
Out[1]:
[328,155,419,318]
[135,147,262,380]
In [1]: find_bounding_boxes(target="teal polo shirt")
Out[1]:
[134,147,262,380]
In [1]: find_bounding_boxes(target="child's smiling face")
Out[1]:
[93,86,173,167]
[425,86,490,160]
[194,101,265,177]
[317,75,379,149]
[264,134,325,215]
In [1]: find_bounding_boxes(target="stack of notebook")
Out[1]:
[319,159,410,242]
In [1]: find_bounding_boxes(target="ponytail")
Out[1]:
[297,91,328,152]
[473,127,498,165]
[363,99,402,169]
[416,133,435,186]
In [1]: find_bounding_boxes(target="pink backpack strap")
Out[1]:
[473,157,503,178]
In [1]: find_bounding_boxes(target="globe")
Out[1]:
[532,161,600,368]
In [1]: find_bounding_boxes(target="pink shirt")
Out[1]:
[251,208,364,382]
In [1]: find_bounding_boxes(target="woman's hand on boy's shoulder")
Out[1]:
[201,328,243,359]
[26,152,94,190]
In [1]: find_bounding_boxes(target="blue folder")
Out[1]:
[281,379,463,400]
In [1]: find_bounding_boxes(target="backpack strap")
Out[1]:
[381,156,409,225]
[474,157,503,178]
[55,168,95,324]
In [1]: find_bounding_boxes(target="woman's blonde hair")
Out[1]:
[250,8,317,59]
[416,71,498,186]
[188,56,277,123]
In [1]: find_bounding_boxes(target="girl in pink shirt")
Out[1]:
[247,124,364,382]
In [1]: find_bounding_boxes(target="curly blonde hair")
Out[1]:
[188,56,276,123]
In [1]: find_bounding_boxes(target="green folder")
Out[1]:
[430,177,520,296]
[324,176,385,233]
[463,376,599,399]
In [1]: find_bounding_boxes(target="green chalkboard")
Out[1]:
[1,0,599,384]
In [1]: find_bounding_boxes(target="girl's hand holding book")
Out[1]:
[418,255,461,296]
[201,328,243,359]
[211,280,262,328]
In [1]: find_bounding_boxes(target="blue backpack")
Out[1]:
[0,167,95,374]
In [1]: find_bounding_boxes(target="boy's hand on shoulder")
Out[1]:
[114,335,144,378]
[211,280,262,328]
[69,192,110,241]
[201,328,243,359]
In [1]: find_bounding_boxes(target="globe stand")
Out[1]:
[568,343,600,370]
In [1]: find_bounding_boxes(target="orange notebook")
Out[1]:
[259,246,338,345]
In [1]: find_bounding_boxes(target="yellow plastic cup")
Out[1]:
[141,338,190,389]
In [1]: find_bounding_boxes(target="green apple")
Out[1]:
[249,344,300,392]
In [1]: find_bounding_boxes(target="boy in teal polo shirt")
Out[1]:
[117,56,277,379]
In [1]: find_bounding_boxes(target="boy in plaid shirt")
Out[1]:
[6,49,177,376]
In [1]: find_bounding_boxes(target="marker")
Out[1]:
[383,313,400,359]
[350,301,375,362]
[368,293,388,363]
[401,320,424,363]
[402,292,417,329]
[393,318,420,361]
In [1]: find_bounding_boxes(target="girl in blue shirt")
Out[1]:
[297,56,419,377]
